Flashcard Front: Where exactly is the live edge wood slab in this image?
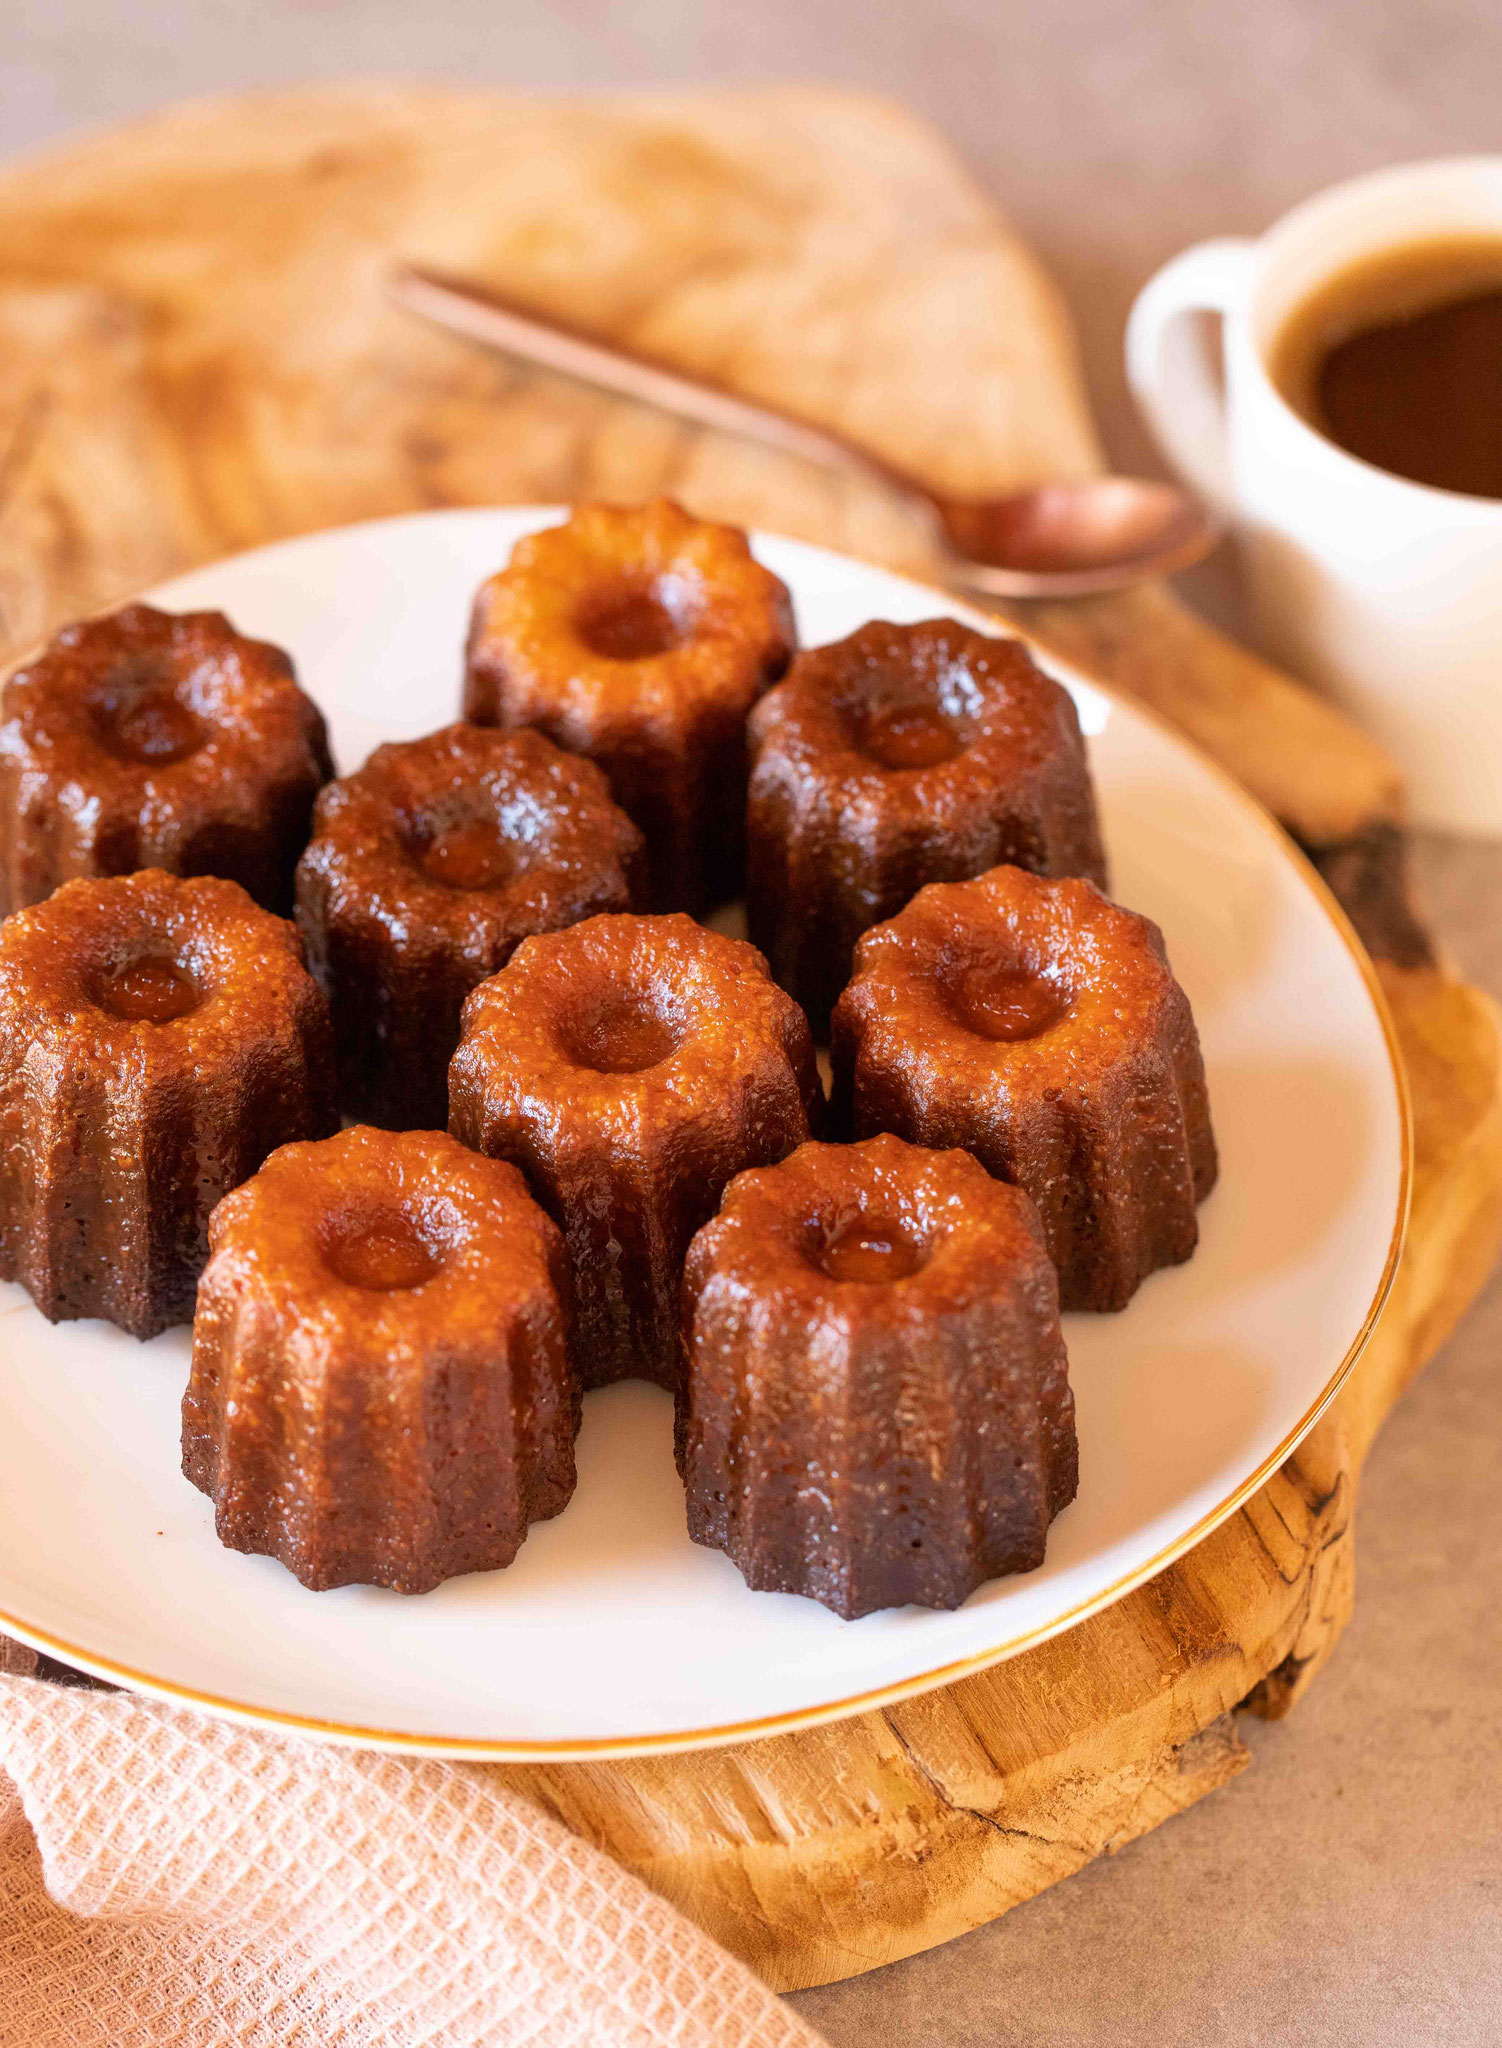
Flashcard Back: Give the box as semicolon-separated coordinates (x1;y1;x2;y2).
0;84;1498;1994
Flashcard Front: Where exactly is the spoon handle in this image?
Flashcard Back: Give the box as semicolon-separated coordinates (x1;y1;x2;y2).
389;264;904;494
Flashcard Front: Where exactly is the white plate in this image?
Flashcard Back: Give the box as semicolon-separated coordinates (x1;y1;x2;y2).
0;508;1408;1758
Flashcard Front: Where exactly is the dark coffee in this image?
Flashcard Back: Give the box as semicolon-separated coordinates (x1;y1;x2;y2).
1270;234;1502;499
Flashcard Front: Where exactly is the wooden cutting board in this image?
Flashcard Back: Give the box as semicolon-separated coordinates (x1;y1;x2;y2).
1;83;1499;1994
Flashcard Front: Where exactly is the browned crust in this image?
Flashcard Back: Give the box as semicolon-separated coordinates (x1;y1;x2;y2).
296;723;643;1128
0;868;336;1337
450;911;822;1391
183;1124;578;1593
463;500;794;914
680;1133;1077;1618
746;617;1107;1032
832;865;1216;1312
0;604;332;917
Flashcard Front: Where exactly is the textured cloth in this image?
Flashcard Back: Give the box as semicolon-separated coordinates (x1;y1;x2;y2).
0;1668;826;2048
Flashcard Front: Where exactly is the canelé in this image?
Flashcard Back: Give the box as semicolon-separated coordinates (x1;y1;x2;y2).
0;869;336;1338
296;723;642;1129
0;604;332;917
183;1126;577;1592
463;500;795;914
449;912;821;1392
745;617;1107;1031
679;1134;1078;1618
832;865;1217;1311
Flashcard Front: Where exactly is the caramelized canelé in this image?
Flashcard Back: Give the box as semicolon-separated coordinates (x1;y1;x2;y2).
450;912;821;1391
464;500;794;913
746;617;1107;1031
0;869;335;1338
0;604;331;917
183;1125;578;1592
679;1134;1078;1617
833;865;1216;1311
297;723;642;1128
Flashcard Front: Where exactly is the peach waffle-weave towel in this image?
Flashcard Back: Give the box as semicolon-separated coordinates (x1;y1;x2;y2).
0;1660;827;2048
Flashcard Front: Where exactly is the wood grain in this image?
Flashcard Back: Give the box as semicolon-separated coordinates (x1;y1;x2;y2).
1;82;1498;1992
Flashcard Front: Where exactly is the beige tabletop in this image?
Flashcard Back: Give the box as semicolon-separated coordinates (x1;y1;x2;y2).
4;4;1501;2043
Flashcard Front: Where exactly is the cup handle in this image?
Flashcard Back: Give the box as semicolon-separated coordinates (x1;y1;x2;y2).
1125;239;1256;520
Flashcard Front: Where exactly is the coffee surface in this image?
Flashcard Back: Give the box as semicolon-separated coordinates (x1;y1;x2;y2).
1271;235;1502;499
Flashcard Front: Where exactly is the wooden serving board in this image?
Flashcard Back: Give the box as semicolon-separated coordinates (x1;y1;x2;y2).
1;84;1499;1993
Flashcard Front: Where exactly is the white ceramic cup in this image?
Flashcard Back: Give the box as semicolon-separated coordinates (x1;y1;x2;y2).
1127;157;1502;835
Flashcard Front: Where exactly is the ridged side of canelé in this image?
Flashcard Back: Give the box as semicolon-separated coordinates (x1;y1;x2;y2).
0;998;336;1337
679;1136;1077;1620
0;871;336;1340
294;877;485;1130
745;618;1108;1033
184;1248;578;1593
449;913;822;1393
832;868;1218;1313
294;725;642;1130
0;604;331;918
181;1128;579;1594
462;501;794;915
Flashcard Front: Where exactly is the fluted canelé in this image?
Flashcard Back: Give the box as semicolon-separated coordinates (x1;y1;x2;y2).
832;865;1217;1311
0;869;336;1338
296;723;642;1128
746;617;1107;1031
450;912;822;1392
183;1125;578;1593
464;500;794;914
679;1134;1078;1618
0;603;331;917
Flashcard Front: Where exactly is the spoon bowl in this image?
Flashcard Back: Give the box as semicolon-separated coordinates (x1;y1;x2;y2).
932;477;1220;598
390;265;1221;600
